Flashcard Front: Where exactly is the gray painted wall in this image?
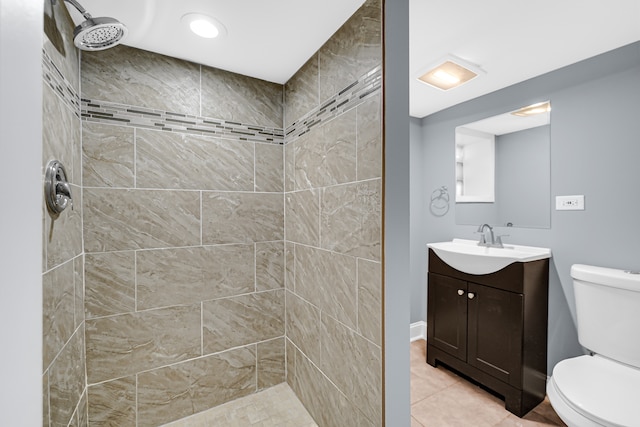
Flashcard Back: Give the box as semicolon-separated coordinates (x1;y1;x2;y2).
412;41;640;373
495;125;550;228
384;0;411;424
0;0;43;423
409;117;427;323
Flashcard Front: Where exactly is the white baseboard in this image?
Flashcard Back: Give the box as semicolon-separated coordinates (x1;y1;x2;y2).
410;321;426;342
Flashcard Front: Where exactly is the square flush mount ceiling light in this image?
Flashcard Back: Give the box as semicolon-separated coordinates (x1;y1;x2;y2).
417;56;484;91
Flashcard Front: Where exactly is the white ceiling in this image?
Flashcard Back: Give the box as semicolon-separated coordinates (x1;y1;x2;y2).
67;0;640;117
410;0;640;118
66;0;366;84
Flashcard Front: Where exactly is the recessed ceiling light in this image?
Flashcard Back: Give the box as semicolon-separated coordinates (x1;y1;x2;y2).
510;101;551;117
417;56;484;91
181;13;226;39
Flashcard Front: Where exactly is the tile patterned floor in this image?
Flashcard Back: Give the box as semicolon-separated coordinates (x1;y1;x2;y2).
410;340;567;427
162;383;317;427
163;340;566;426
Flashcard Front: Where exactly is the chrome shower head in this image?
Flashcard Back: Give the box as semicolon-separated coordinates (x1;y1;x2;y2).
73;16;128;51
63;0;128;51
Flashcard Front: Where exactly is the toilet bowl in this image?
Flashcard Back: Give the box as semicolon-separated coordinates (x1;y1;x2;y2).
547;264;640;427
547;355;640;427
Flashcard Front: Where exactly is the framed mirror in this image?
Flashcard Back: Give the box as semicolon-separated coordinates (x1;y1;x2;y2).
455;101;551;229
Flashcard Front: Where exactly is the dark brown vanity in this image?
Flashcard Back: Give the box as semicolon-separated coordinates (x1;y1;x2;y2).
427;248;549;417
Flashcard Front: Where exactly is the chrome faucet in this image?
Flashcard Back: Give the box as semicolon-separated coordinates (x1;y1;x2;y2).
476;223;504;248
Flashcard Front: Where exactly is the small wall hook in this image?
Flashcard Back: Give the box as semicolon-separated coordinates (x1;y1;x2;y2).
45;160;73;215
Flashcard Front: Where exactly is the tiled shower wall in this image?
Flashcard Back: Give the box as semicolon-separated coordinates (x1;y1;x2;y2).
42;0;383;424
42;0;87;425
284;0;383;425
80;45;285;426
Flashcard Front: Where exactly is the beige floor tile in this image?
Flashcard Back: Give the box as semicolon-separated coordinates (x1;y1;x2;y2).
412;415;426;427
162;383;317;427
163;339;564;427
410;340;567;427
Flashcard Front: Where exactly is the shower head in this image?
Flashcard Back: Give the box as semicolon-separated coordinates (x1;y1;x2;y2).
63;0;128;51
73;16;128;51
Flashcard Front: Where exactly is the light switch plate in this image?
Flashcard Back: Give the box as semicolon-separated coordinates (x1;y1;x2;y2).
556;195;585;210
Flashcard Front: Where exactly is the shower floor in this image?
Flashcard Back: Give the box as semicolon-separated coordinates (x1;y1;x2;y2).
161;383;317;427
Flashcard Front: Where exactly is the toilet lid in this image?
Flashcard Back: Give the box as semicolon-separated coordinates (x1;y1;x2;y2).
552;355;640;427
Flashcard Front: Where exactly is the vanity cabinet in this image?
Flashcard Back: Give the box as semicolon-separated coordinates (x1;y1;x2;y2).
427;248;549;417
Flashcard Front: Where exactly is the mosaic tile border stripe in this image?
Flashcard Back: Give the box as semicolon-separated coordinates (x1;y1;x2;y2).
284;65;382;144
42;49;81;116
80;99;285;145
42;47;381;146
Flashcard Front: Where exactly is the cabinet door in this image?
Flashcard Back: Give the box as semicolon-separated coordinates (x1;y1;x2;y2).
467;282;523;387
427;273;468;361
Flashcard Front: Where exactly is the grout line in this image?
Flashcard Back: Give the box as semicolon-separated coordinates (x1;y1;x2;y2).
133;127;137;189
134;251;138;312
201;302;204;356
254;243;258;292
83;240;285;256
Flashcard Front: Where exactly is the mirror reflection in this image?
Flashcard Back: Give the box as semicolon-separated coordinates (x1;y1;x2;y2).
455;101;551;229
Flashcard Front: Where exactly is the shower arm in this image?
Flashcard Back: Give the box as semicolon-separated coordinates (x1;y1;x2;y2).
62;0;93;20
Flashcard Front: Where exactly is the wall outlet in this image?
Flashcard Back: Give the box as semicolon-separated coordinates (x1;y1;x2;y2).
556;195;585;210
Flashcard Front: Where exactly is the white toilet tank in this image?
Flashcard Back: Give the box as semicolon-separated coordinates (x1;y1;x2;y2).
571;264;640;368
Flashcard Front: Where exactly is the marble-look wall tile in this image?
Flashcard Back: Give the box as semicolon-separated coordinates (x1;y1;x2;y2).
201;66;283;128
83;188;200;252
84;252;135;318
356;94;382;181
44;183;83;270
43;84;79;186
256;241;285;291
358;259;382;347
43;81;82;270
202;290;284;354
284;139;295;192
85;305;201;384
285;54;319;128
136;244;255;310
82;45;200;115
71;390;88;427
73;256;84;329
49;327;86;427
257;337;286;390
202;192;283;244
318;0;382;102
136;129;254;191
285;189;320;246
284;242;295;291
285;291;321;365
43;372;50;427
82;122;135;188
295;110;357;190
88;376;136;427
43;260;75;370
286;338;296;386
137;346;256;427
321;179;381;261
320;315;382;423
291;346;360;427
255;142;283;192
294;245;357;329
43;0;79;91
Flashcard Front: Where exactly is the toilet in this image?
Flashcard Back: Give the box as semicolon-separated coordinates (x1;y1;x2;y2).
547;264;640;427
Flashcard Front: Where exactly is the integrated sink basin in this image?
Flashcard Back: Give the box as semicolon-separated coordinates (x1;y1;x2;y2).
427;238;551;275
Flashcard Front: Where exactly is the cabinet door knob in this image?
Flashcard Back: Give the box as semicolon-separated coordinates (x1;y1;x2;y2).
467;292;475;299
457;289;464;296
